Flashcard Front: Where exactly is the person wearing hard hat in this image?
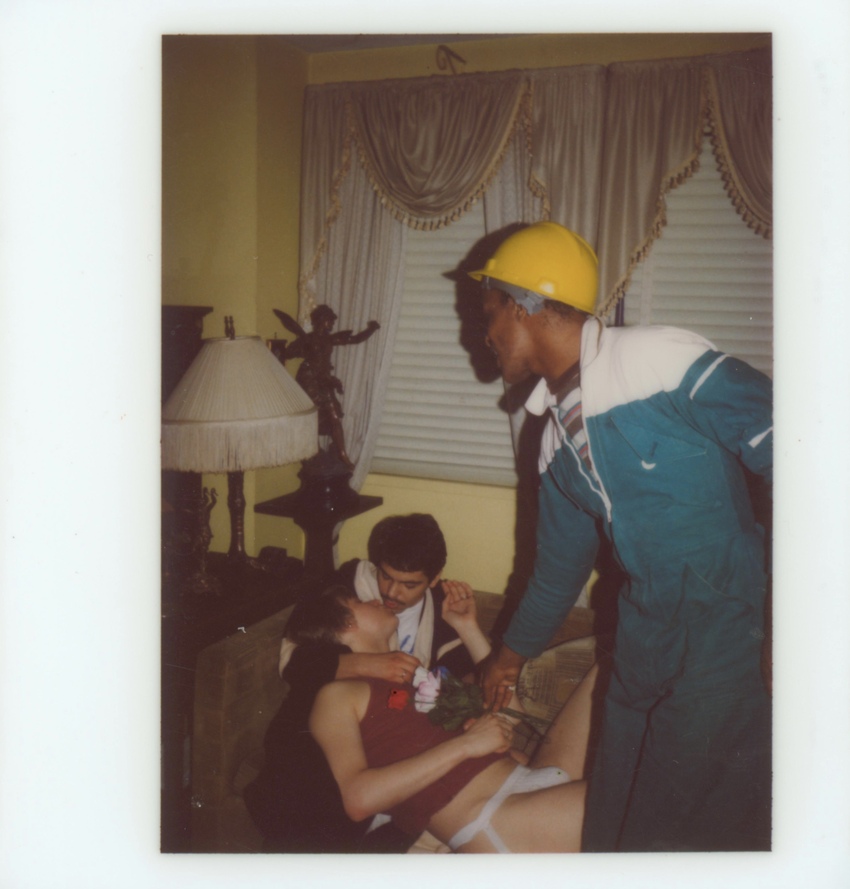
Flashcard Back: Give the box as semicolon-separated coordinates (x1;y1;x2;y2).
472;222;772;852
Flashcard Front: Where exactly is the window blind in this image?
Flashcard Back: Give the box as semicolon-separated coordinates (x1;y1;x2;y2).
621;140;773;377
371;202;520;486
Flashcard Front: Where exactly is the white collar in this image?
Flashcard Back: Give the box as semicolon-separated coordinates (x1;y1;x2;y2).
525;376;556;416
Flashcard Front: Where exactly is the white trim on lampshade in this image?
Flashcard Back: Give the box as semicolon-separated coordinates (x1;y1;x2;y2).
162;335;318;473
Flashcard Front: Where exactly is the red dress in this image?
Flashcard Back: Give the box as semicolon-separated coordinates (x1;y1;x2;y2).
358;679;508;836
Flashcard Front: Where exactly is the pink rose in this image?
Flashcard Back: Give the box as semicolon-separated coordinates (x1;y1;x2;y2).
414;669;442;713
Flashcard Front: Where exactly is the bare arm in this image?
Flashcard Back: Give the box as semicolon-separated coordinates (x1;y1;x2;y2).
310;680;513;823
336;651;421;682
440;580;492;667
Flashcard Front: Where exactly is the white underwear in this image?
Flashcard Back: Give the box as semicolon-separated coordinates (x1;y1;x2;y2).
447;763;570;852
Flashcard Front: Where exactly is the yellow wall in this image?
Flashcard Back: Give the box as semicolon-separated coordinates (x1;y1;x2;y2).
162;36;308;555
162;32;769;589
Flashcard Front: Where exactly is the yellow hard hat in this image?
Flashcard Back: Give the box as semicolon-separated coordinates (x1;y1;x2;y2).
468;222;599;314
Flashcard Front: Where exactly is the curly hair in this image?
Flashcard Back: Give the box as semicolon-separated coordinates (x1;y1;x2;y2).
367;513;447;580
284;585;357;646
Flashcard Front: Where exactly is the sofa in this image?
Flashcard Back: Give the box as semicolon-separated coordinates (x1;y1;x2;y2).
190;590;601;853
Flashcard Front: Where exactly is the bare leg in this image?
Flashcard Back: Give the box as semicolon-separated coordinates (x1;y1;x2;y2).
435;660;601;853
458;780;587;853
529;662;599;779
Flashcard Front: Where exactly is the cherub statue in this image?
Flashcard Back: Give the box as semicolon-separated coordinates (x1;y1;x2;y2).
272;305;380;470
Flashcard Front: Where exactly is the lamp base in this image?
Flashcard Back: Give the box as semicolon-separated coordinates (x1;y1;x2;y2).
162;484;223;608
180;562;222;599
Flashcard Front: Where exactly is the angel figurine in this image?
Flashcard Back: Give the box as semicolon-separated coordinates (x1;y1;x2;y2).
272;305;380;470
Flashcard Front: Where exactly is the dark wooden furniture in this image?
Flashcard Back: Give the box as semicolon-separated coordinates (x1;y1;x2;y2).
162;552;302;852
255;490;383;578
162;304;213;852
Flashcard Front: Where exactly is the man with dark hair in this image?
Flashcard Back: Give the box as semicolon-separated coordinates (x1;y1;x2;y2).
368;512;447;579
334;513;475;679
244;514;481;851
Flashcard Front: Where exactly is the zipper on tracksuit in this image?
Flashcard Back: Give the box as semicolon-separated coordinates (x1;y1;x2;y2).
580;319;613;525
583;427;613;524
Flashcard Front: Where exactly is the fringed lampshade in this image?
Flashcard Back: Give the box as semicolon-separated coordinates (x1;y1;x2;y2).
162;334;318;561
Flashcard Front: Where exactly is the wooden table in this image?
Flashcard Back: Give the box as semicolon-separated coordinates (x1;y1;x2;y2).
255;490;383;579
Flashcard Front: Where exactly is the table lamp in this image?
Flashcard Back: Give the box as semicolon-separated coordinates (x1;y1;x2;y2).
162;319;318;568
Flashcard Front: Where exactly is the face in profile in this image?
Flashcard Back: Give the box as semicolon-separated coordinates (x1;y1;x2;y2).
480;288;535;385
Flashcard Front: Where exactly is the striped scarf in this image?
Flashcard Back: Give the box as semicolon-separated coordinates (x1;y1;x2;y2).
553;363;592;470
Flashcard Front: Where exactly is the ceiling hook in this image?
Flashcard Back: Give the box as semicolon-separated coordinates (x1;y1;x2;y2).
436;45;466;75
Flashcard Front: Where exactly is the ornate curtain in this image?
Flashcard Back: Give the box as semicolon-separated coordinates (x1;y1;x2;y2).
298;66;608;485
297;85;408;489
527;65;607;244
296;48;771;485
298;71;532;486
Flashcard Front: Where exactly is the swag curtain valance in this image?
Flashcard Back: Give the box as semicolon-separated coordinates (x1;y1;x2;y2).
295;47;771;485
300;47;771;320
350;72;529;228
298;66;608;322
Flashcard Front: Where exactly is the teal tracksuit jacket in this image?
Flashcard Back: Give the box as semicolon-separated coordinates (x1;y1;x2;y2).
504;318;773;851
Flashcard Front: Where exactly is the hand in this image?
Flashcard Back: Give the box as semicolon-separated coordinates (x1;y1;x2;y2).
459;712;514;758
338;651;421;683
478;647;525;713
440;580;477;629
